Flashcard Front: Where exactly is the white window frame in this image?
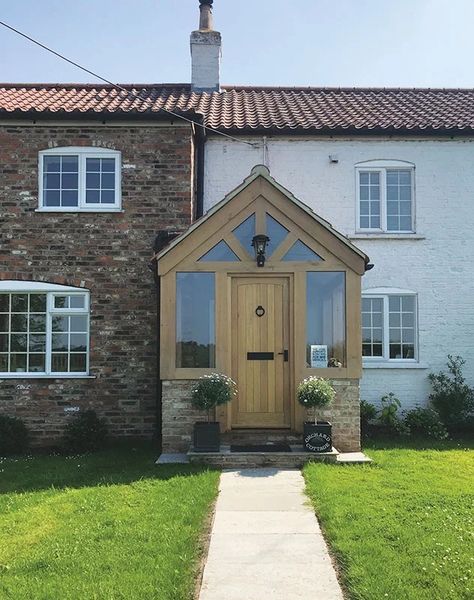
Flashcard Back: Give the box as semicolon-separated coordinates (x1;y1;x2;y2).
0;281;91;378
362;288;418;364
38;147;121;212
356;160;415;233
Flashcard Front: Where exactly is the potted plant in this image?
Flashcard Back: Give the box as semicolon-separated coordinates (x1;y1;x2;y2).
191;373;236;452
297;376;336;452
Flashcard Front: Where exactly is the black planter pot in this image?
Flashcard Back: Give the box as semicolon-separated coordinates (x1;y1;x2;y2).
193;422;220;452
303;421;332;453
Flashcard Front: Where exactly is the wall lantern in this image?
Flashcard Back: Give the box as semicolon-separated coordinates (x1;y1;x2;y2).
251;234;270;267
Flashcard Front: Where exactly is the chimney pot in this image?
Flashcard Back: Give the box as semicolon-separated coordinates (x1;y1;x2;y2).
199;0;214;30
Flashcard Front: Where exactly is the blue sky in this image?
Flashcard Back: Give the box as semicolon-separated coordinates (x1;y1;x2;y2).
1;0;473;87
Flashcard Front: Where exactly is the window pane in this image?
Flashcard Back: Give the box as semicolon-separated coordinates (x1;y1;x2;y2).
359;172;380;229
86;173;100;188
102;158;115;172
101;173;115;189
44;156;61;172
54;296;69;309
70;316;87;332
86;158;101;171
62;191;79;207
52;316;69;332
62;156;78;172
232;213;255;254
10;353;27;372
85;157;116;205
389;295;416;360
29;354;45;372
70;295;85;309
11;294;28;312
0;314;8;332
0;334;8;352
10;335;26;351
0;295;9;312
0;354;8;371
282;240;323;261
198;240;240;262
266;214;289;257
361;297;384;358
11;314;27;332
52;334;68;351
101;191;115;204
70;353;87;372
62;173;78;189
29;335;46;352
44;191;60;207
70;334;87;351
52;353;69;372
44;173;60;189
176;273;215;368
30;295;46;312
86;190;100;204
306;272;345;367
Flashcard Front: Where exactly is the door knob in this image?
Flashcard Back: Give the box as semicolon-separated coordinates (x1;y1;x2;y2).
277;350;289;362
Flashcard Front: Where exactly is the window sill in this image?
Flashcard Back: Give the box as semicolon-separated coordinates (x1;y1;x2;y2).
0;374;96;380
349;233;425;240
35;208;124;214
363;362;429;370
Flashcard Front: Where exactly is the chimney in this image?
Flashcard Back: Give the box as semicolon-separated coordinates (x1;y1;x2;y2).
190;0;221;92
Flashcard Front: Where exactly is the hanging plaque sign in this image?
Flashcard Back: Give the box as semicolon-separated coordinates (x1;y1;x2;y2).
310;344;328;368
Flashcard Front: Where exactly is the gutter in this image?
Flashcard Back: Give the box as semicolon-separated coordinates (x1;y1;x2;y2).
195;124;206;219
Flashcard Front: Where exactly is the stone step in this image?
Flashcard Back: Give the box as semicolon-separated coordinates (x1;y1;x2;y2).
188;445;339;468
221;429;302;446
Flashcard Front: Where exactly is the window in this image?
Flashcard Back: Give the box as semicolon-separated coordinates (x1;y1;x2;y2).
357;162;414;232
39;147;121;211
362;293;417;361
176;273;215;368
0;282;90;376
306;272;346;367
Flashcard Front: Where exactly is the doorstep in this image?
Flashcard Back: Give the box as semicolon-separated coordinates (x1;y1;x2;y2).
187;444;339;468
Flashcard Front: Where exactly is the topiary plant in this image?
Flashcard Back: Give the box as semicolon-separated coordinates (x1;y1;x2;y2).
0;415;29;456
297;377;335;424
63;409;108;454
191;373;237;421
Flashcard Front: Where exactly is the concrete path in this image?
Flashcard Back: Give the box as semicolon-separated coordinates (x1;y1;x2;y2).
198;468;344;600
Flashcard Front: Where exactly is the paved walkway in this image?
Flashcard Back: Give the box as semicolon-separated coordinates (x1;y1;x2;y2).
198;468;344;600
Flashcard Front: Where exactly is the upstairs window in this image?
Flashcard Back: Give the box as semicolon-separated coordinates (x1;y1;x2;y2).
0;282;90;376
39;147;121;211
356;161;414;232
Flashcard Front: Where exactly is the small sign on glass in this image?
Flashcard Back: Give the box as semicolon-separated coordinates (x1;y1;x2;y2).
310;345;328;368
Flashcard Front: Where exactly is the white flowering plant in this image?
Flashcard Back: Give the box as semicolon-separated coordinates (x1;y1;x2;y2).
297;377;335;424
191;373;237;422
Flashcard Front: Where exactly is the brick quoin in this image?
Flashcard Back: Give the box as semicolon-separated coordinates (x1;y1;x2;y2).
0;122;194;446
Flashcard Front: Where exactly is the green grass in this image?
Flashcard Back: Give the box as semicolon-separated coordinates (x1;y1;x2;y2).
0;444;220;600
304;437;474;600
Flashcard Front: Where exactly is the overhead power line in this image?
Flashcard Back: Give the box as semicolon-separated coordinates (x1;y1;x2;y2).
0;19;258;147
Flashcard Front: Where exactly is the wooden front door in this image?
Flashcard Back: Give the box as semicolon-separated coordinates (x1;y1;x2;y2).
231;277;290;428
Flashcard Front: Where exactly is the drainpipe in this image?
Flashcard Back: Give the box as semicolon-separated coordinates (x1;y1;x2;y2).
150;230;181;454
195;124;206;219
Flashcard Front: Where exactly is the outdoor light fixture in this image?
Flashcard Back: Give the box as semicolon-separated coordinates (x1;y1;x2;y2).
251;234;270;267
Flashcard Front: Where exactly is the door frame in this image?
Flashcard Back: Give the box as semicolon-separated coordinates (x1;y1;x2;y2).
225;272;295;431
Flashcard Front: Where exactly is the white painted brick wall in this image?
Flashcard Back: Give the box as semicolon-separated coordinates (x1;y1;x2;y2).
204;136;474;410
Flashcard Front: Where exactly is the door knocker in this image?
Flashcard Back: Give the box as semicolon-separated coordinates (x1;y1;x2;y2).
255;305;265;317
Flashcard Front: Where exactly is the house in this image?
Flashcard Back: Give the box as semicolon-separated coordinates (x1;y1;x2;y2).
1;0;473;452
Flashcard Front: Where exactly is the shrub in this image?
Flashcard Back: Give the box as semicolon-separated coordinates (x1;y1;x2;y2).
0;415;29;456
63;410;108;453
297;377;336;424
428;355;474;431
360;400;378;437
191;373;237;421
404;407;449;440
379;392;410;435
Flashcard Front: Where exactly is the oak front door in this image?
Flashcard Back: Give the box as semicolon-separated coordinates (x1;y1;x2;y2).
231;277;290;428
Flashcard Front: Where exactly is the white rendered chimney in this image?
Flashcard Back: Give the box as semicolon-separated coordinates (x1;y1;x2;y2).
190;0;221;92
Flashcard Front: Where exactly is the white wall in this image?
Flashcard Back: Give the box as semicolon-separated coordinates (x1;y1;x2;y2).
203;136;474;409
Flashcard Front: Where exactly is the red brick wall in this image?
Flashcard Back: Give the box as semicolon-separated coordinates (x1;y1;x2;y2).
0;122;194;446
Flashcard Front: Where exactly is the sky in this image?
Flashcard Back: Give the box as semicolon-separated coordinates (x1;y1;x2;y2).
1;0;474;88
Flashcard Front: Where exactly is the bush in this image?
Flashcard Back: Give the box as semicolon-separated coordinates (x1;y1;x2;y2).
191;373;237;421
404;407;449;440
297;377;336;424
428;355;474;431
0;415;29;455
379;392;410;436
360;400;378;437
63;410;108;453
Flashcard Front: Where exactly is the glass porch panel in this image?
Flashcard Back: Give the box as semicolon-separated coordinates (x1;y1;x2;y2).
306;272;346;367
176;273;215;368
232;213;255;254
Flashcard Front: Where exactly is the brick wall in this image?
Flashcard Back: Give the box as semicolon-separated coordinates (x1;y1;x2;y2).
0;122;194;446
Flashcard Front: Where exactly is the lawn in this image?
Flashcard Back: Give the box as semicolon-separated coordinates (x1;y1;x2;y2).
0;444;220;600
304;437;474;600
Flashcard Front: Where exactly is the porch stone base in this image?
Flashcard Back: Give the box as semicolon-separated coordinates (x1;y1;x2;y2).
161;378;361;454
305;379;361;452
